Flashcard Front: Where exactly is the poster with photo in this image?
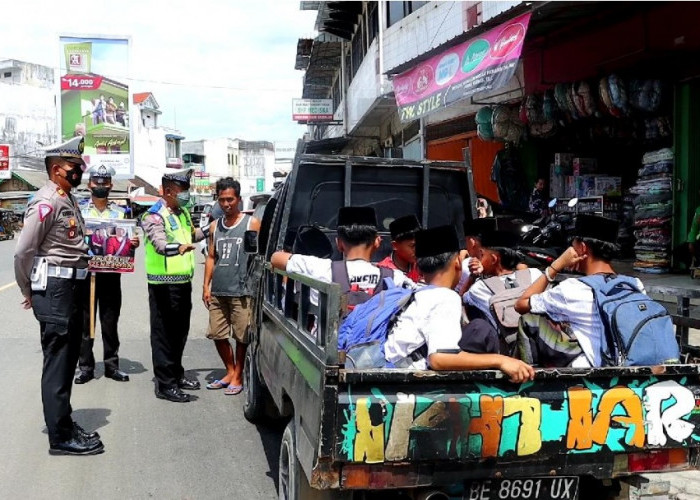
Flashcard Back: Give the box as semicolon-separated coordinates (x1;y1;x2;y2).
59;36;133;177
85;218;137;273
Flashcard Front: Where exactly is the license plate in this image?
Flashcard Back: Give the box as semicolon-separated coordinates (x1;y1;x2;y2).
464;477;579;500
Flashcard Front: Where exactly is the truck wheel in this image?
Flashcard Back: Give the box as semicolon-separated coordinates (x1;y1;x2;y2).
243;346;270;423
279;420;343;500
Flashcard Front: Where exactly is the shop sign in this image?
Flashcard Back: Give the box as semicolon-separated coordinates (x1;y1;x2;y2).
292;98;334;121
0;145;10;180
393;12;531;122
256;178;265;192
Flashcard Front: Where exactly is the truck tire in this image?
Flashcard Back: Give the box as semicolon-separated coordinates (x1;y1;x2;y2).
243;346;271;423
279;420;344;500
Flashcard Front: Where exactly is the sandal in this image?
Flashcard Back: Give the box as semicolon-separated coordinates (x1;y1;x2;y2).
206;379;228;390
224;385;243;396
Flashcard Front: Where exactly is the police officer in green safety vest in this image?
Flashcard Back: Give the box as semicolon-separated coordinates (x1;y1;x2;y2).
141;168;209;403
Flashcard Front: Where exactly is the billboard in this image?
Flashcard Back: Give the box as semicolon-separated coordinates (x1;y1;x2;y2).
292;98;334;121
0;145;10;180
393;13;531;122
59;36;133;177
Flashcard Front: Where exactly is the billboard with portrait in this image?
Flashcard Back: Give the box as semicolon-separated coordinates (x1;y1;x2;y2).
59;36;133;177
85;218;137;273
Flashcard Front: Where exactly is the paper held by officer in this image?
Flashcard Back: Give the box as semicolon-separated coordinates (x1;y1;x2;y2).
84;218;137;273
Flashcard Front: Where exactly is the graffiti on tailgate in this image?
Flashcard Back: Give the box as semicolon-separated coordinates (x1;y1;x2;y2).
338;378;700;463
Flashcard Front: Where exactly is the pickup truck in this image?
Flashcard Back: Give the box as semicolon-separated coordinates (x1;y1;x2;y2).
243;154;700;500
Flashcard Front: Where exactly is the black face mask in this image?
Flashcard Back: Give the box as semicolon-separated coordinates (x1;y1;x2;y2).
61;164;83;188
91;187;110;199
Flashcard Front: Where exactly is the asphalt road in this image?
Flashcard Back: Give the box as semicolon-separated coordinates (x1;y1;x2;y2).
0;239;281;499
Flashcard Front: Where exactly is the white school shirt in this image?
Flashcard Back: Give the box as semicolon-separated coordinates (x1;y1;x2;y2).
528;276;646;367
384;287;463;370
285;255;412;306
464;268;543;329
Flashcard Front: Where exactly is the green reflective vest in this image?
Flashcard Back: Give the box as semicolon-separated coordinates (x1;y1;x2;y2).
144;202;195;284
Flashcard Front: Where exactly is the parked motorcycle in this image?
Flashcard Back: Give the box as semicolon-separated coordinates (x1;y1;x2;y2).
517;198;578;268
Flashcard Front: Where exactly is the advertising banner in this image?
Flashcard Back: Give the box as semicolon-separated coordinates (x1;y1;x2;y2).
85;218;137;273
0;145;10;180
292;98;334;121
59;36;133;177
393;13;531;122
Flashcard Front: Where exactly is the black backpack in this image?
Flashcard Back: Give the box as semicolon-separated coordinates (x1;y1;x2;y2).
331;261;393;319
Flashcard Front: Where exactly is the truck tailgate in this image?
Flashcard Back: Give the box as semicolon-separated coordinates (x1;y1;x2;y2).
335;366;700;478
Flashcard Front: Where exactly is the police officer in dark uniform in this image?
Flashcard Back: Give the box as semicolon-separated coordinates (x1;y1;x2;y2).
14;137;105;455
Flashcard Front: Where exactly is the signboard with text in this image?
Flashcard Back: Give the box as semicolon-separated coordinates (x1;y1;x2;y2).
0;145;10;180
292;98;334;121
393;13;531;122
59;36;133;177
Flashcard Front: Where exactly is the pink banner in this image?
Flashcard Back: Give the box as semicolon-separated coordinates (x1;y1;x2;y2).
393;13;531;122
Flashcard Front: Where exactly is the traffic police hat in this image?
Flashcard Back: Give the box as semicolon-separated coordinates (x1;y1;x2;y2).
88;165;115;184
44;136;86;167
162;168;194;189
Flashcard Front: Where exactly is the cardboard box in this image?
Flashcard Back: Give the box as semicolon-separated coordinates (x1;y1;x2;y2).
565;176;576;198
594;176;622;196
549;164;565;198
573;157;598;176
575;175;599;197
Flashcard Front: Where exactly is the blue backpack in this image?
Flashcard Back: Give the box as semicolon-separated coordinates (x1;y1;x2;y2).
579;274;680;366
338;280;433;369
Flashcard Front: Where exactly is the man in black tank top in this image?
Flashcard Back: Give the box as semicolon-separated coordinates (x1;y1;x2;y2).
202;178;260;394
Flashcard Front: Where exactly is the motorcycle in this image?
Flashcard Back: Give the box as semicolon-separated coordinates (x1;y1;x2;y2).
517;198;578;268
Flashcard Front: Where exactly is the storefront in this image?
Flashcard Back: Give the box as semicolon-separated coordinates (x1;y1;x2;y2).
391;1;700;273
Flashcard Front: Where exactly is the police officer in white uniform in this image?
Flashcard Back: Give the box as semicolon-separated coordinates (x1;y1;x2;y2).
14;137;105;456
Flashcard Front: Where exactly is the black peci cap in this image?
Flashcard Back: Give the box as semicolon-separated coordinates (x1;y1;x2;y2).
573;214;619;244
337;206;377;228
389;214;421;240
415;225;461;259
463;217;498;238
480;230;520;249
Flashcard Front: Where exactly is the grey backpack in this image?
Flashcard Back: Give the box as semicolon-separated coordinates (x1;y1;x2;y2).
483;269;533;345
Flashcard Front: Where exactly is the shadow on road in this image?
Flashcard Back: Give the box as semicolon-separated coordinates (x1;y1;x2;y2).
255;422;284;490
41;408;112;435
114;357;148;375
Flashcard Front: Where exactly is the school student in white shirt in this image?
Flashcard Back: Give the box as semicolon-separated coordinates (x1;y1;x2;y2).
460;230;543;354
515;215;645;367
270;207;411;306
384;225;535;383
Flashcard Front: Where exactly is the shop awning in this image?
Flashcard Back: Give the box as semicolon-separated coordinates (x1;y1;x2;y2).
303;136;349;154
392;12;533;123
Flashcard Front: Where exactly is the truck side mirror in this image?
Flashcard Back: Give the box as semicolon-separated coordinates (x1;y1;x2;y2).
244;230;258;254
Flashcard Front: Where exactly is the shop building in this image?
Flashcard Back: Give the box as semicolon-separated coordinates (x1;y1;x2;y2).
297;1;700;272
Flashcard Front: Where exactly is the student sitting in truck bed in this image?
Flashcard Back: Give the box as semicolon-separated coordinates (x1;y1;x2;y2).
514;215;645;367
270;207;412;309
460;230;543;355
384;225;535;383
376;214;423;283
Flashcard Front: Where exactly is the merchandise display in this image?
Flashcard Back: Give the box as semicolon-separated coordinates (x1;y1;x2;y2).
632;148;674;273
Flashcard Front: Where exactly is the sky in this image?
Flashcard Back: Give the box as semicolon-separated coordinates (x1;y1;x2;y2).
1;0;317;144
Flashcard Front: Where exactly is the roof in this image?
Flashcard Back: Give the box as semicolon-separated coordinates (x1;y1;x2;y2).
133;92;151;104
299;34;343;99
12;169;48;189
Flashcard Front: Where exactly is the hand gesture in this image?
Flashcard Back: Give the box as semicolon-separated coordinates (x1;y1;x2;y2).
21;296;32;310
130;235;140;248
468;257;484;276
554;246;587;272
499;357;535;383
178;244;196;255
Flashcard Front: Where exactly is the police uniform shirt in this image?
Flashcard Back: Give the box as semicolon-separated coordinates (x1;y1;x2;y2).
14;180;88;297
82;201;125;220
528;276;646;367
141;199;206;255
384;287;463;369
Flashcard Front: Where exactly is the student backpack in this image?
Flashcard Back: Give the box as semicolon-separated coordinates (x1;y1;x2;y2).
482;269;533;350
331;260;393;319
338;280;432;369
578;274;680;366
